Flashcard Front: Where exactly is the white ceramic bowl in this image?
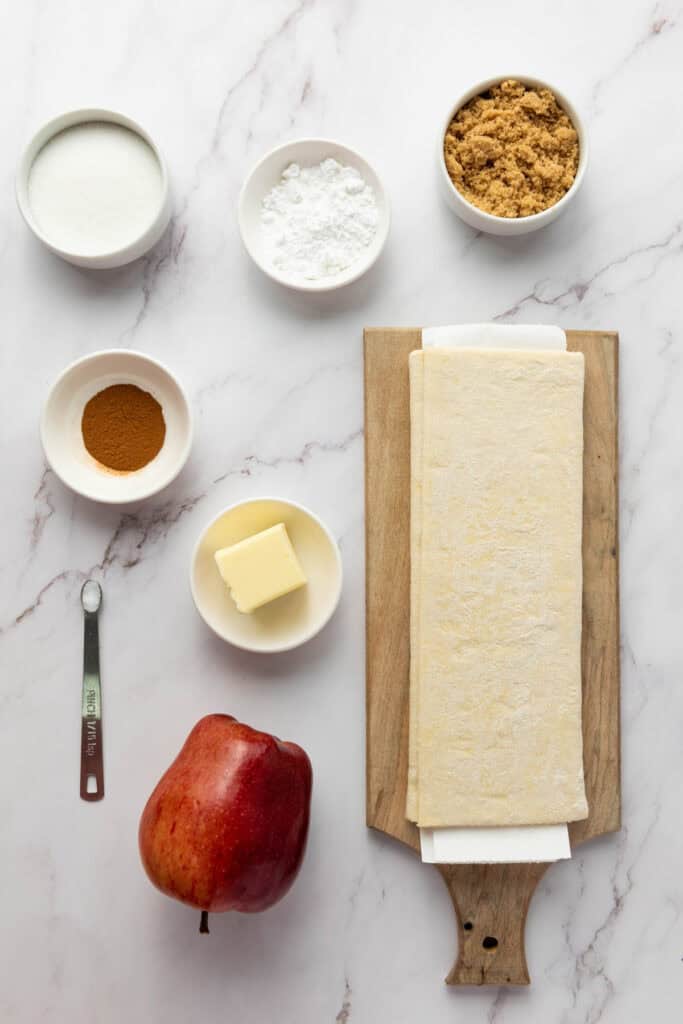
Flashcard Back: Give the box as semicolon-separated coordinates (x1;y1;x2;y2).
41;350;192;503
438;76;588;236
16;108;172;268
191;498;343;653
237;138;390;292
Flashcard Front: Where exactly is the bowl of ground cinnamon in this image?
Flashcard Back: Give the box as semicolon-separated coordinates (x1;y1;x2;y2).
41;350;192;503
439;76;587;236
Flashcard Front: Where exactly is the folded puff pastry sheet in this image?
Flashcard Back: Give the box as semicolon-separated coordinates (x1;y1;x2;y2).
407;348;588;828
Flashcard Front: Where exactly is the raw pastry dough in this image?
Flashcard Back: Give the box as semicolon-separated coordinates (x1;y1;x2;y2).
408;348;588;828
406;354;423;821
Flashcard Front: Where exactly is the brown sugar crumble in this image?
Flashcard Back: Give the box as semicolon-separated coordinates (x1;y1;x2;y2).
443;79;579;218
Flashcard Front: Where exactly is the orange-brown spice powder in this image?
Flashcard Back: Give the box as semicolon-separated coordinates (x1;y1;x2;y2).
82;384;166;473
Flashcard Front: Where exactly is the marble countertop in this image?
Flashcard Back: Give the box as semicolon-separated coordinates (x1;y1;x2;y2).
2;1;681;1021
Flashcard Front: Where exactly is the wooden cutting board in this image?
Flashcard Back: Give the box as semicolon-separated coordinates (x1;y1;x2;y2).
364;328;620;987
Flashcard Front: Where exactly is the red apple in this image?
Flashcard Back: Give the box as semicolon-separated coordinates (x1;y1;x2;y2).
139;714;312;929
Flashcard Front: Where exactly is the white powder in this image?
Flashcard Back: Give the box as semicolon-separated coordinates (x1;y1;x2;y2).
260;158;379;280
28;122;163;256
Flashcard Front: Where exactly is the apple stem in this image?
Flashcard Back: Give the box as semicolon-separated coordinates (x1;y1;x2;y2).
199;910;210;934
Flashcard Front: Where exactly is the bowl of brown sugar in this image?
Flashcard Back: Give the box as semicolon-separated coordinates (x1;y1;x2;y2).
41;350;192;503
439;76;587;236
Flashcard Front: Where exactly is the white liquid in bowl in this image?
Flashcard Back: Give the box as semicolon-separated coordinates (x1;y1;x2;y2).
28;122;163;256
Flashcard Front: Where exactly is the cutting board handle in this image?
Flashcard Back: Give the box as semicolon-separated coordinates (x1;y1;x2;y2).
437;862;550;986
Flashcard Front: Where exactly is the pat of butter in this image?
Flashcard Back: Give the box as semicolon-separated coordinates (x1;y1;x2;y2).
214;523;307;613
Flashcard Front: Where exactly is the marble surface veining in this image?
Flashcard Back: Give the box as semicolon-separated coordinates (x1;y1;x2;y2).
1;1;682;1021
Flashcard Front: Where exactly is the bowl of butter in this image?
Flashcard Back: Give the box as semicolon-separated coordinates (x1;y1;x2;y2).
190;497;342;653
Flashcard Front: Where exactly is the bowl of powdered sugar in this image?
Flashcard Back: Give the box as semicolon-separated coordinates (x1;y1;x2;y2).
238;139;390;292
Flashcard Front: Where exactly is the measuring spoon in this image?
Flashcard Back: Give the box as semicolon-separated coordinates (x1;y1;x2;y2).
80;580;104;801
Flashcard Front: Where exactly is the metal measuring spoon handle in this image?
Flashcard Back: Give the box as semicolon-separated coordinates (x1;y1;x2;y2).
80;580;104;801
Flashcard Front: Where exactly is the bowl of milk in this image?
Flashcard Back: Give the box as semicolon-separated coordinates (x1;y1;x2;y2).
16;108;171;269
